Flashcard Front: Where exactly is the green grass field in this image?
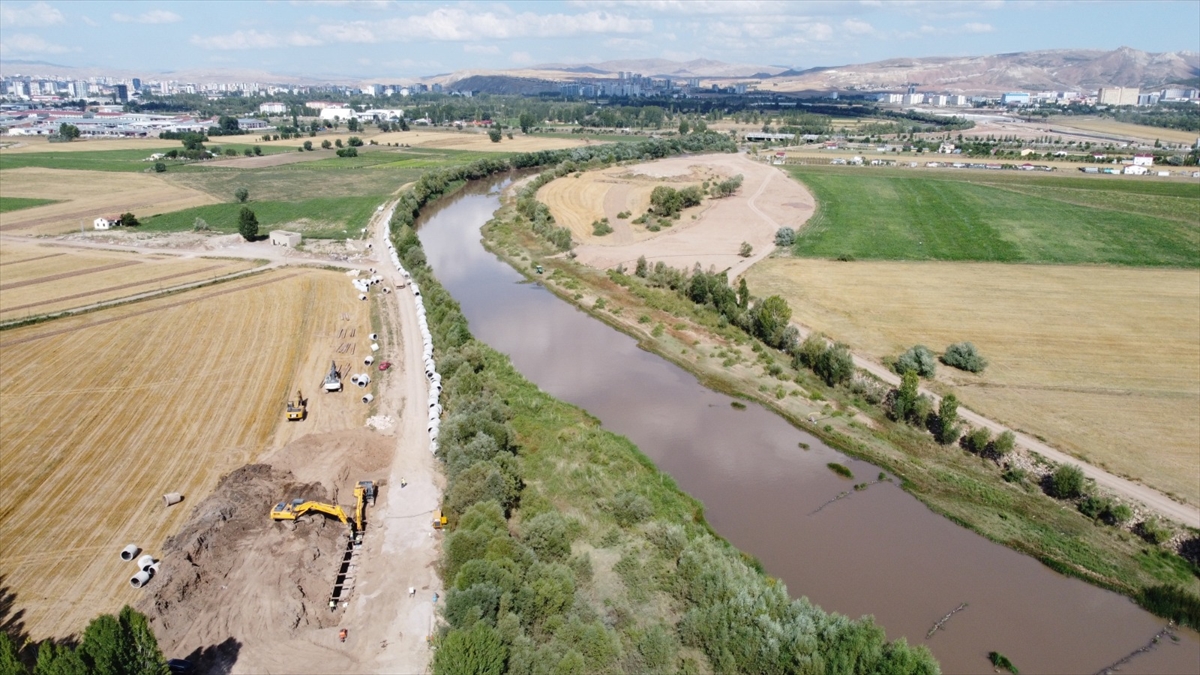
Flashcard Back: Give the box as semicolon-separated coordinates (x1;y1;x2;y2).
786;166;1200;267
0;197;59;213
139;195;383;239
0;144;288;173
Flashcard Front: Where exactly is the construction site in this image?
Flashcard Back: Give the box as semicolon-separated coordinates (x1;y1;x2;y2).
0;202;444;673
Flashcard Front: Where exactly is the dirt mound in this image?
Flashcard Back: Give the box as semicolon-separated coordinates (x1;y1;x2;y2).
137;463;349;669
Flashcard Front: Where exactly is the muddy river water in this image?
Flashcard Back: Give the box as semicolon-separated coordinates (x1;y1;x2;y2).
416;178;1200;674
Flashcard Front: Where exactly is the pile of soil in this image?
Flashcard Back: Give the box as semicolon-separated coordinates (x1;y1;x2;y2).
137;463;348;668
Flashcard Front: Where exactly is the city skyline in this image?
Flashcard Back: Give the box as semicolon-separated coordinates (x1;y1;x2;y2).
1;0;1198;80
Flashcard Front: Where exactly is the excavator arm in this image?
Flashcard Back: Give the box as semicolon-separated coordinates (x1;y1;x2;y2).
270;499;354;532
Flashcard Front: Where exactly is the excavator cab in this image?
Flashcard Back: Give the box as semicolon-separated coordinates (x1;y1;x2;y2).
286;390;306;421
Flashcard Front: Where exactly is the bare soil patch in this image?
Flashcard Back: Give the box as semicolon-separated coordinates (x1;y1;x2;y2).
745;258;1200;504
543;154;815;278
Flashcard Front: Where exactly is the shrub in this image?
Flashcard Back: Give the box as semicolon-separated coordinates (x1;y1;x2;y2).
1078;494;1111;520
336;147;358;157
827;462;853;478
1105;502;1133;525
739;241;753;257
235;187;249;203
521;511;571;560
894;345;937;378
1048;464;1085;499
1139;585;1200;630
993;430;1015;456
933;394;961;445
611;490;654;527
1137;518;1172;544
963;427;991;454
119;212;139;227
941;341;988;373
814;343;854;387
433;621;507;675
591;219;613;236
774;227;796;246
153;162;166;173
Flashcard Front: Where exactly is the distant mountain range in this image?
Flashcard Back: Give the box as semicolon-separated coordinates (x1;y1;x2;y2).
435;47;1199;95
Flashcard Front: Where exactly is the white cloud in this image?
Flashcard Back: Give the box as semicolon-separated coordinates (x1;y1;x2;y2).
842;18;875;35
463;44;501;55
112;9;183;24
0;2;63;27
963;22;994;33
316;8;652;44
191;29;322;50
0;32;70;55
510;51;534;65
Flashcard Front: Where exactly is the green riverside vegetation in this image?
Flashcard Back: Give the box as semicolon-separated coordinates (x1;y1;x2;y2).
386;138;939;674
786;166;1200;267
484;165;1200;633
1;606;167;675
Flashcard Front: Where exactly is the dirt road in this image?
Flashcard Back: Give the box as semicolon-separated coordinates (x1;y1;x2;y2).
782;320;1200;528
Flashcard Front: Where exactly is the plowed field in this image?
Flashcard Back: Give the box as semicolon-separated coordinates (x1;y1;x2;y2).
0;268;371;639
0;241;255;320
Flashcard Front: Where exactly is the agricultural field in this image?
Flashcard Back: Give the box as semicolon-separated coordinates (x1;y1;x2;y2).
0;240;256;321
745;258;1200;505
0;197;58;213
1047;117;1200;145
250;127;590;154
0;167;219;235
0;268;370;639
139;195;383;239
538;154;813;276
785;165;1200;267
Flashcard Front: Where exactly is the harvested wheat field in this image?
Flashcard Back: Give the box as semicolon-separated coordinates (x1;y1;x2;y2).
0;241;255;320
0;268;372;640
1047;118;1200;146
253;128;590;154
0;168;218;235
542;154;814;278
0;137;176;154
745;259;1200;504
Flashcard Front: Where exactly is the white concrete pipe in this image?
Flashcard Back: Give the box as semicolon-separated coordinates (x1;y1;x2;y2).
120;544;140;561
130;571;151;589
430;440;438;454
362;393;374;404
364;356;375;366
162;493;183;507
350;375;360;385
359;294;368;301
369;333;378;341
137;555;155;571
358;375;371;387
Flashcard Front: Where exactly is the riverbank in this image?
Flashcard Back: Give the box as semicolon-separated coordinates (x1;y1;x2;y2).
481;184;1200;625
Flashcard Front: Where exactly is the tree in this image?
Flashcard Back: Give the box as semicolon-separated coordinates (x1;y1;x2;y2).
993;430;1015;456
963;427;991;454
736;277;750;309
238;207;259;241
432;622;506;675
119;212;139;227
934;394;960;445
321;139;332;149
235;187;249;203
335;138;344;148
814;343;854;386
941;341;988;373
217;115;239;133
1049;464;1085;499
488;128;502;143
58;122;81;140
253;145;262;156
153;162;166;173
336;147;358;157
635;255;648;278
302;140;313;151
1;632;24;675
890;370;920;422
518;112;536;134
774;227;796;246
749;295;791;348
739;241;753;257
678;119;690;135
347;136;363;147
347;117;360;133
894;345;937;378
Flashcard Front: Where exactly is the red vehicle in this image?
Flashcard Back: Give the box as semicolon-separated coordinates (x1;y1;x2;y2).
378;361;391;371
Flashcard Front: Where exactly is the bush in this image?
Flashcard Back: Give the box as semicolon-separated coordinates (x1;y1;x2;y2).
433;621;506;675
119;212;139;227
993;430;1015;456
1139;584;1200;630
1048;464;1085;499
774;227;796;246
153;162;166;173
1137;518;1172;544
963;427;991;454
321;139;332;149
739;241;753;257
521;511;571;560
235;187;249;203
814;343;854;387
941;341;988;373
894;345;937;378
611;490;653;527
591;219;613;236
1078;494;1111;520
336;147;358;157
1105;502;1133;525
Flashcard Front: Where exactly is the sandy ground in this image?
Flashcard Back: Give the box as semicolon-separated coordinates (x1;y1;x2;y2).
0;167;219;235
557;153;814;279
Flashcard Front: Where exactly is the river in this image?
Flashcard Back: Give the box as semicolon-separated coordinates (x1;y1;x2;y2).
415;176;1200;674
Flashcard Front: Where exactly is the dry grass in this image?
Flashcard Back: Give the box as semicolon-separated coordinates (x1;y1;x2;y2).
745;258;1200;504
0;241;256;320
0;268;370;639
253;128;590;153
0;168;218;235
0;137;176;154
1048;118;1200;145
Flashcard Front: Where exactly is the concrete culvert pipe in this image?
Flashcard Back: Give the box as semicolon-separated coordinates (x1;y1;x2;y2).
364;356;375;366
120;544;140;561
162;493;183;507
130;571;151;589
369;333;378;341
362;393;374;404
359;294;368;301
137;555;155;571
358;375;371;387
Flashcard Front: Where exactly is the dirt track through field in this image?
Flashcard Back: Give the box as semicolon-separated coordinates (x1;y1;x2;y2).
1;252;66;266
0;260;141;290
0;272;298;348
1;263;229;315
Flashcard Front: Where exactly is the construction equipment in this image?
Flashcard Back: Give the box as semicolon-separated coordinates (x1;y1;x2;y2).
270;499;352;530
432;509;447;530
286;390;306;421
324;361;342;392
352;481;375;547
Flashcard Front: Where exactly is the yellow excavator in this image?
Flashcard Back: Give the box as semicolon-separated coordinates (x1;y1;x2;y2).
270;479;376;546
286;390;306;421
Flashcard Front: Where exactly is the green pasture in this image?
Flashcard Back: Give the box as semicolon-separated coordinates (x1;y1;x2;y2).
0;196;59;213
138;195;383;239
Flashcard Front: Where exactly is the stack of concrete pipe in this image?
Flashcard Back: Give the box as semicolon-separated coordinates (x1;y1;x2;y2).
386;236;441;454
121;545;160;588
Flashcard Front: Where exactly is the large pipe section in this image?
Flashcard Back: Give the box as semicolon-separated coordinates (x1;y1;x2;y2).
138;555;156;571
120;544;140;561
130;571;151;589
391;248;439;452
162;493;183;507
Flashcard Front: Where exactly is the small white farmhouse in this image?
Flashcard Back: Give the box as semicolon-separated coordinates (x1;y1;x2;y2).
93;215;121;230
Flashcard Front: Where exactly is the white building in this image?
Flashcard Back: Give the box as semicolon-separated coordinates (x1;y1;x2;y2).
1123;164;1147;175
270;230;302;247
259;102;287;114
93;215;121;230
319;107;358;121
1133;154;1154;166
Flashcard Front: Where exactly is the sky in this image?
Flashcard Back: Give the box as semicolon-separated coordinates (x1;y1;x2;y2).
0;0;1197;80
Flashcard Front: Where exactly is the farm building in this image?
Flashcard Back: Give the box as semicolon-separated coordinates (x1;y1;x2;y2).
1123;165;1148;175
1132;154;1155;167
93;215;121;230
270;230;302;247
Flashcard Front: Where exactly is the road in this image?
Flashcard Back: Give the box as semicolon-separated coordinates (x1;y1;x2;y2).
788;321;1200;528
